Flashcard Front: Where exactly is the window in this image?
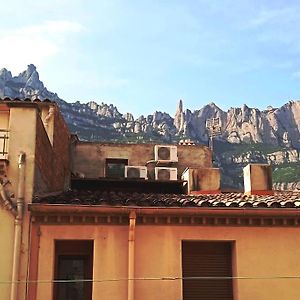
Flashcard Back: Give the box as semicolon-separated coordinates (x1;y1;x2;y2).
0;129;9;159
105;158;128;178
182;241;233;300
54;240;93;300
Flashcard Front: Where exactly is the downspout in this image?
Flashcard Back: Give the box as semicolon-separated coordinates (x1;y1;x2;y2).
10;152;26;300
128;211;136;300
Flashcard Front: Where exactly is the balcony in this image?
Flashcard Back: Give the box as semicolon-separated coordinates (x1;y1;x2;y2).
0;129;9;160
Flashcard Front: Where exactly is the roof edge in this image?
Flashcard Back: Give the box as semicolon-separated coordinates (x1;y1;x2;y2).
28;203;300;216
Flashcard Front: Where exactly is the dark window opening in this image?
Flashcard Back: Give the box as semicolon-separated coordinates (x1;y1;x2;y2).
54;240;93;300
105;158;128;178
182;241;233;300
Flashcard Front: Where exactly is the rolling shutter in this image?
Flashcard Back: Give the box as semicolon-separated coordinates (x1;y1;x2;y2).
182;241;233;300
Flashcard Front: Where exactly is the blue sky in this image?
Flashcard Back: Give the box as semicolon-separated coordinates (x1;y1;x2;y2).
1;0;300;117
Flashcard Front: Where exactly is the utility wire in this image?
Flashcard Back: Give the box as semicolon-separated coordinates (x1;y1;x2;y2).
1;275;300;284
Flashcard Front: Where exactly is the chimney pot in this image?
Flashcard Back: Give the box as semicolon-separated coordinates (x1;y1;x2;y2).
243;164;273;195
182;167;221;194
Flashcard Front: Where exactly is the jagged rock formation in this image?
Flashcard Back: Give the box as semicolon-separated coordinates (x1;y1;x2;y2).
273;182;300;190
1;65;300;148
0;64;61;101
0;65;299;189
215;145;300;190
172;101;300;148
220;149;300;165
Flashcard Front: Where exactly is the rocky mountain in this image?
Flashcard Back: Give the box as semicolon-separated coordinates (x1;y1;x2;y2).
0;64;61;101
0;64;299;190
1;65;300;148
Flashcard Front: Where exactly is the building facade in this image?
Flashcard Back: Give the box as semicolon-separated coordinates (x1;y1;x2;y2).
0;97;300;300
0;98;70;300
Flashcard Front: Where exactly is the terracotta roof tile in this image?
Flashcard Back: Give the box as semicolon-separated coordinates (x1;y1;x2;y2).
33;190;300;209
0;97;54;103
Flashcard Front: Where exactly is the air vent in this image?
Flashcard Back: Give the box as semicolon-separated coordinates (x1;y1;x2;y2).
155;167;177;181
125;166;148;179
154;145;178;163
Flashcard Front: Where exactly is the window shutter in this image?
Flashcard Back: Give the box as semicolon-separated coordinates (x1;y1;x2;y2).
182;241;233;300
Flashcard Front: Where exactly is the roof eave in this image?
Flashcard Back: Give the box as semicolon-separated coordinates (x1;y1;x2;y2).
28;203;300;217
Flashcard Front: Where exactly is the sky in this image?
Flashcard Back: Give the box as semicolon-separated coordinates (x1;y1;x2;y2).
1;0;300;117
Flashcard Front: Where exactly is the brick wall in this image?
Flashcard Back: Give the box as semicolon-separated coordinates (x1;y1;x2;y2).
52;107;71;190
35;115;53;191
35;105;70;193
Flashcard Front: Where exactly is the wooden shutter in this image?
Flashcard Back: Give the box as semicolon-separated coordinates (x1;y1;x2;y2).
182;241;233;300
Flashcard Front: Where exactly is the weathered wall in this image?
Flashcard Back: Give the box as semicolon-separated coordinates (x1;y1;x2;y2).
35;115;54;192
0;110;9;128
35;105;70;193
0;109;9;159
7;107;37;200
244;164;273;194
40;105;54;145
34;225;128;300
32;223;300;300
72;143;212;179
0;103;71;300
135;226;300;300
52;106;71;190
5;106;38;300
182;167;221;193
0;209;15;299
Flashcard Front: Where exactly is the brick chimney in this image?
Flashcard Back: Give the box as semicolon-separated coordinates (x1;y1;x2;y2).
243;164;273;195
182;167;221;194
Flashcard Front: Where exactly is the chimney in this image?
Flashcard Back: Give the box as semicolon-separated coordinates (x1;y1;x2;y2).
182;167;221;194
243;164;273;195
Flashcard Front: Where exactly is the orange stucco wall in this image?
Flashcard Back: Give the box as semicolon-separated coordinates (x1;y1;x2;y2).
8;107;37;200
0;107;14;299
35;225;128;300
33;224;300;300
9;107;38;293
135;226;300;300
0;209;15;299
0;103;71;300
0;110;9;128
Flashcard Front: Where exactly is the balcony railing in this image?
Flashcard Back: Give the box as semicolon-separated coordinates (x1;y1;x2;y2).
0;129;9;160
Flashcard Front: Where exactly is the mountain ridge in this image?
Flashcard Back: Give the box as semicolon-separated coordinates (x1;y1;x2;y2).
1;64;300;148
1;64;299;189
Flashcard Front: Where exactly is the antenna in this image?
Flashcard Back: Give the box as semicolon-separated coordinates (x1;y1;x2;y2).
205;117;221;158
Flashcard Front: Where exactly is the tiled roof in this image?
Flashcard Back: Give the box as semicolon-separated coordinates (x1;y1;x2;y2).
33;190;300;208
0;97;54;103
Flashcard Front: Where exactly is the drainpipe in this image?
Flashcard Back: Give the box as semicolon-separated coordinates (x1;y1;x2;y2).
128;211;136;300
10;152;26;300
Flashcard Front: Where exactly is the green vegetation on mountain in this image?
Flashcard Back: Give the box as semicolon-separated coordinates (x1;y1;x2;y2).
273;163;300;183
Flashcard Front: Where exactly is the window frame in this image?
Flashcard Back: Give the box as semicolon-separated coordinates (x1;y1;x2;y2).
53;240;94;300
181;240;234;300
105;158;128;178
